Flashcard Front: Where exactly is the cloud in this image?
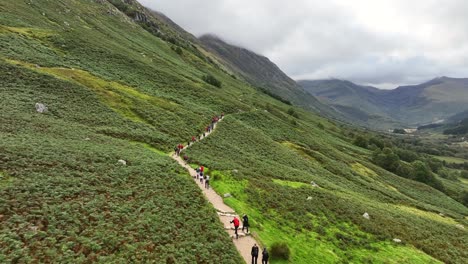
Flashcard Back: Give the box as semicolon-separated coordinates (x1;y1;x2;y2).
139;0;468;89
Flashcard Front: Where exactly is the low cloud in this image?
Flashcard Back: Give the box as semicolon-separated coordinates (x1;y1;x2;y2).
140;0;468;89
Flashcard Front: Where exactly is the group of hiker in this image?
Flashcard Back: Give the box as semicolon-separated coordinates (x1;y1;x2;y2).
251;243;269;264
195;165;210;189
230;215;268;263
174;113;224;161
173;112;270;264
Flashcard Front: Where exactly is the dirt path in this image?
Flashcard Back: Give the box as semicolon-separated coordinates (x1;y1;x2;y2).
171;118;261;264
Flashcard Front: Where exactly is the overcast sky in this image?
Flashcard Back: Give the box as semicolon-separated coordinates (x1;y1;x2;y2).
140;0;468;89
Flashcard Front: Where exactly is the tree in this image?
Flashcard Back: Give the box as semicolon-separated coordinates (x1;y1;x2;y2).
372;148;400;172
396;162;414;179
353;135;368;149
411;161;445;192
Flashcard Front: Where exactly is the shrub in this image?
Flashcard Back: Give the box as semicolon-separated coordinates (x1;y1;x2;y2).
287;108;299;118
270;242;290;260
461;170;468;179
202;74;222;88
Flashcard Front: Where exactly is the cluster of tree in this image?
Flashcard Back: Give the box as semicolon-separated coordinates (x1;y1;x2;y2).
443;118;468;135
392;128;406;134
353;135;447;192
372;148;445;192
202;74;222;88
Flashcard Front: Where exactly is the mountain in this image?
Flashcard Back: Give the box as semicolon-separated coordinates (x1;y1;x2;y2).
300;77;468;128
199;34;339;118
1;0;467;263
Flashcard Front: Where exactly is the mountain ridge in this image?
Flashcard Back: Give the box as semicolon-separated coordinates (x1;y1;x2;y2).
300;77;468;128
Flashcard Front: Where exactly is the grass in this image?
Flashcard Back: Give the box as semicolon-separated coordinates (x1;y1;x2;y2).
433;155;468;164
1;0;467;263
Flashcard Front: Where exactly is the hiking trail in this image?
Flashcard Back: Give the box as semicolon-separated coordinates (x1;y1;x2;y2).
170;117;261;263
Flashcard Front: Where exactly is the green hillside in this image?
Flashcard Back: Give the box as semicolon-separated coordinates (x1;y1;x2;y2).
1;0;467;263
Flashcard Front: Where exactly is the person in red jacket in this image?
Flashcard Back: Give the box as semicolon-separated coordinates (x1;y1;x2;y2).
192;136;196;142
230;217;240;239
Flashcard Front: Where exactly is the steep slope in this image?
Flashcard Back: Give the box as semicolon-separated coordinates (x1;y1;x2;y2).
199;34;339;118
1;0;467;263
300;77;468;127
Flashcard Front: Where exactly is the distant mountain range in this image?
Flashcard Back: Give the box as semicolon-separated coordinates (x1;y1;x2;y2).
299;77;468;129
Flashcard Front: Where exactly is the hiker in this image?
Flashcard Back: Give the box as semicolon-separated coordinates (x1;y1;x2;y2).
261;248;269;264
230;217;240;239
242;214;249;233
221;112;225;119
174;146;179;156
183;155;188;163
196;167;201;179
177;144;184;154
199;171;204;184
205;175;210;189
192;136;196;142
251;243;259;264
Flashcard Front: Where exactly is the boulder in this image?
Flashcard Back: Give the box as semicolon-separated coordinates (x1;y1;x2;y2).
393;238;402;243
35;103;48;113
117;159;127;165
223;193;232;198
306;196;313;200
310;181;319;187
455;224;465;230
363;212;370;220
84;138;91;141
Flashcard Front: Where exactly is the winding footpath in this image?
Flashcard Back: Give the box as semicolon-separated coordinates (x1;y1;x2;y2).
170;118;261;264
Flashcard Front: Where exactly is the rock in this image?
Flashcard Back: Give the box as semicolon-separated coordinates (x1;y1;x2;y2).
35;64;40;68
310;181;319;187
306;196;313;200
64;21;70;27
393;238;402;243
232;169;238;173
84;138;91;141
439;213;445;217
363;212;370;220
455;224;465;230
29;226;39;232
117;159;127;165
35;103;48;113
223;193;232;198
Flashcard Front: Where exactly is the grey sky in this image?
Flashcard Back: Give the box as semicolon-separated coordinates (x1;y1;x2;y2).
139;0;468;89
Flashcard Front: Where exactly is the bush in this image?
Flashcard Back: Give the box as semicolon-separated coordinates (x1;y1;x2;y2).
460;170;468;179
270;242;290;260
287;108;299;118
202;74;222;88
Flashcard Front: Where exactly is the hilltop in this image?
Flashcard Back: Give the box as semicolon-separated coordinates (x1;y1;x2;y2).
0;0;467;263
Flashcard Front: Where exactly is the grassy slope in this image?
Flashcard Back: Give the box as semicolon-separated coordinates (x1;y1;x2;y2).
0;0;466;263
187;110;467;263
0;0;247;262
